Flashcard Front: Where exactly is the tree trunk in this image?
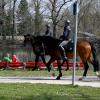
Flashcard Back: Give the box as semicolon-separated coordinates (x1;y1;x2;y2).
53;24;57;38
12;0;17;40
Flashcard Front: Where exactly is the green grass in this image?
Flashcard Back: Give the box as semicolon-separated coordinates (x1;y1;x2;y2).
0;70;99;100
0;83;100;100
0;69;98;77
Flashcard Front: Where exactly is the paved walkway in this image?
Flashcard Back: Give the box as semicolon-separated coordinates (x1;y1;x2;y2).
0;76;100;88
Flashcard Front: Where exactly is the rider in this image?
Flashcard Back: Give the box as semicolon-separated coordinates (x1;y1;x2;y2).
38;24;52;57
59;19;71;61
41;23;52;56
45;24;52;36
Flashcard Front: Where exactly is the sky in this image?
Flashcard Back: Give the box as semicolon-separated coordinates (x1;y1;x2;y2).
10;0;77;7
5;0;78;15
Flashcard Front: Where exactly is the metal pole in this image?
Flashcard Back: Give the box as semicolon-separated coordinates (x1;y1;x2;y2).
72;0;78;85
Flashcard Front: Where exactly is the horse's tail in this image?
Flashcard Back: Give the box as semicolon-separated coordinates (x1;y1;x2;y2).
89;42;99;71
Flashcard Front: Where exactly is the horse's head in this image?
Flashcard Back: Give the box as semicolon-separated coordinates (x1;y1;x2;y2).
23;34;36;46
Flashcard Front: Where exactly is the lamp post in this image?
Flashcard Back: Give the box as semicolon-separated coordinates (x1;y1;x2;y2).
72;0;78;85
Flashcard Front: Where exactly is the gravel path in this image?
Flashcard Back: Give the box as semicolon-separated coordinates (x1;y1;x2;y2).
0;76;100;88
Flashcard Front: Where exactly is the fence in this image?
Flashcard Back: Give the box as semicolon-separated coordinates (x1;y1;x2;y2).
0;37;35;62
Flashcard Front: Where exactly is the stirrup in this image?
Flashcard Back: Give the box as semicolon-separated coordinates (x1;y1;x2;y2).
63;57;67;61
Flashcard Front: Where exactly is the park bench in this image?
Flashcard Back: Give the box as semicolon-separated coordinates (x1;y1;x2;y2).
25;62;35;69
0;61;84;70
53;62;73;70
53;61;84;70
0;62;7;69
79;62;84;69
25;62;46;70
38;62;46;70
7;62;24;69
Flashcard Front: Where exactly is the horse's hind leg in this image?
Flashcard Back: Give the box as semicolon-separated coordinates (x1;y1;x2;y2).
83;62;89;76
56;59;67;79
56;65;62;80
56;60;63;80
65;59;69;71
90;42;100;77
92;58;100;77
79;62;89;80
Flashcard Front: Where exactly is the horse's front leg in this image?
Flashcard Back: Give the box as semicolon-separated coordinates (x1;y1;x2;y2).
41;55;51;72
41;55;47;66
46;57;55;72
32;55;39;70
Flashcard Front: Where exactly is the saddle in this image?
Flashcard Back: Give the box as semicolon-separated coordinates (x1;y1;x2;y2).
64;40;74;52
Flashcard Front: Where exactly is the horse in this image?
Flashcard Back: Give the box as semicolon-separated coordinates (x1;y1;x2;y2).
23;34;100;80
65;39;100;80
24;34;69;79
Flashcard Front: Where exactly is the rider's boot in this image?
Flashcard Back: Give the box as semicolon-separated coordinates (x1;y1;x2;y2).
59;46;67;61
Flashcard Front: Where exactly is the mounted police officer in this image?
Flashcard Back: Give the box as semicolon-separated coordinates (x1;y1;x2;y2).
37;24;52;57
59;20;71;61
45;24;52;36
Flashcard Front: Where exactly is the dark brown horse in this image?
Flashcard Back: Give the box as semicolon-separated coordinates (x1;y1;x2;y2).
24;34;100;80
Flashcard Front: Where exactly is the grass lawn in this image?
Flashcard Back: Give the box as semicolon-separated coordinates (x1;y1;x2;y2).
0;70;99;100
0;83;100;100
0;69;98;77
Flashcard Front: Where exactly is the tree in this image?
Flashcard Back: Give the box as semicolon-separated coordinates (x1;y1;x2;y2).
17;0;33;35
45;0;72;37
78;0;100;36
5;9;13;36
0;0;16;37
31;0;44;35
0;0;6;37
12;0;17;40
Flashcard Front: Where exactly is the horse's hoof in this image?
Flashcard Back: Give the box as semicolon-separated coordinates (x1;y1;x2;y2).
47;67;51;72
65;68;69;71
52;73;55;77
79;76;85;81
32;69;35;71
56;76;60;80
32;67;37;71
79;77;83;81
97;75;100;78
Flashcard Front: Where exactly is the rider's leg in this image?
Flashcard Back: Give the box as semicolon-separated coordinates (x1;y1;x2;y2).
59;41;68;61
59;45;67;61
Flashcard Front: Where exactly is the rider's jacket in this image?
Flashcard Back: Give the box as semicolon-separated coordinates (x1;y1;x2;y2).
45;28;52;36
63;25;71;40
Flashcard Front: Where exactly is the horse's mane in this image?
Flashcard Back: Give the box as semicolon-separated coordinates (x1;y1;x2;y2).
35;36;60;47
35;36;61;50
